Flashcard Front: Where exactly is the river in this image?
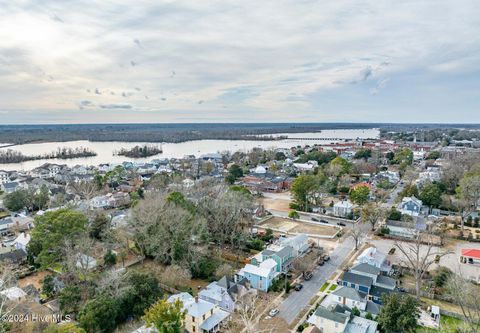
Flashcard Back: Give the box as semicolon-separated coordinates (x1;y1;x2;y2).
0;128;379;171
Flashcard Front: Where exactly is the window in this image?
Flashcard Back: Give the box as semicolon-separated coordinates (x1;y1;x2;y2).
193;327;195;332
335;323;338;328
203;314;205;321
192;317;195;322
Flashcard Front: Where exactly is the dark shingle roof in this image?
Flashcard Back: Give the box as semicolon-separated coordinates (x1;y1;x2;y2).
342;272;373;288
351;263;381;276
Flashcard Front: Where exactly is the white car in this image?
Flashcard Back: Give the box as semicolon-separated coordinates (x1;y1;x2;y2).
269;309;279;317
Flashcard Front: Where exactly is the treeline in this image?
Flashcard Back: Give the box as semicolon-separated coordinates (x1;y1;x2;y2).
0;123;378;144
115;145;163;158
381;128;480;142
0;147;96;163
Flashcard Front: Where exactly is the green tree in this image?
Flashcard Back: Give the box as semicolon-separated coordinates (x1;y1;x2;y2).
78;295;119;333
377;293;419;333
89;213;110;240
226;164;243;184
399;184;419;198
29;209;88;268
354;149;372;160
427;151;441;160
330;156;352;175
288;210;300;219
117;271;162;319
103;249;117;267
290;174;319;211
144;299;186;333
42;275;56;298
350;185;370;205
275;151;286;160
393;148;413;166
34;185;50;210
43;323;86;333
59;284;82;315
387;207;402;221
3;189;29;211
419;183;442;208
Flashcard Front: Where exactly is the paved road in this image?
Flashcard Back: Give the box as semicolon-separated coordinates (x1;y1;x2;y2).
277;236;356;324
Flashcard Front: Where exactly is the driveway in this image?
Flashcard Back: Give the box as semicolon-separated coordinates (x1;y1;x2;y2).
277;236;357;324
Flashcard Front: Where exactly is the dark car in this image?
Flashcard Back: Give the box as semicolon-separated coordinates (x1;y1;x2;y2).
320;219;329;224
294;284;303;291
323;255;330;261
304;271;313;280
311;217;320;222
318;260;324;266
398;287;406;292
337;222;346;226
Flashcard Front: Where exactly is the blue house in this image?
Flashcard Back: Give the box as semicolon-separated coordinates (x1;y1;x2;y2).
236;259;277;292
340;272;373;294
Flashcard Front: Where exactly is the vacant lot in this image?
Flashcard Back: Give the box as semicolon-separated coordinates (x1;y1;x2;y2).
259;216;338;237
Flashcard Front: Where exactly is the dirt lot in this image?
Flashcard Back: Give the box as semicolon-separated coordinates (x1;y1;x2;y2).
18;270;49;289
259;192;292;212
259;216;338;237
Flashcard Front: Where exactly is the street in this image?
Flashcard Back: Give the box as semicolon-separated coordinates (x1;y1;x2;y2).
277;235;356;324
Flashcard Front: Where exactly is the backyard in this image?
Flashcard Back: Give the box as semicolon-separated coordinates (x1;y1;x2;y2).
258;216;339;237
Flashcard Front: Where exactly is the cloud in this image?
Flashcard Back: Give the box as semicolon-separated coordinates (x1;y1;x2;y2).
0;1;479;123
99;104;132;109
78;100;95;109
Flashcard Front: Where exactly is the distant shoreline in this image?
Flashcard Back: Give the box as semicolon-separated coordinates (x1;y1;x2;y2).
0;123;478;146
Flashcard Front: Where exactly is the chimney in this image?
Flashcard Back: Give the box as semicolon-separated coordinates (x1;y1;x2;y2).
195;296;199;303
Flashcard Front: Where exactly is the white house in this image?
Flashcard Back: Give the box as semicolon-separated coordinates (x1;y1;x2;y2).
0;171;9;184
333;200;354;218
14;233;31;252
355;247;392;274
277;234;309;257
0;287;27;301
90;195;109;209
168;292;230;333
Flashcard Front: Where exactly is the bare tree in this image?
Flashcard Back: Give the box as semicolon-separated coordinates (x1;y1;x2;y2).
63;235;97;282
230;293;275;333
361;202;383;231
68;179;98;201
445;273;480;333
215;263;234;279
349;226;366;251
293;254;316;277
394;231;449;299
96;269;127;299
160;265;192;288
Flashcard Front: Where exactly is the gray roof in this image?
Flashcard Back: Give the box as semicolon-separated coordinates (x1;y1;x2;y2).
351;263;380;276
313;306;350;324
332;286;365;302
376;275;396;289
199;309;230;331
345;315;378;333
342;272;373;288
365;301;380;315
370;285;394;298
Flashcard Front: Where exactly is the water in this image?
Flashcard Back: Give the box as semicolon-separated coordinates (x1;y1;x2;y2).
0;129;379;171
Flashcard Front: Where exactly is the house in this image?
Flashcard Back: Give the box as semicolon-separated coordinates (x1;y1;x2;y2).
0;248;27;264
307;303;378;333
107;192;131;208
236;258;278;292
199;276;252;312
0;287;28;301
76;254;97;271
460;249;480;265
339;272;373;294
333;200;354;218
168;293;230;333
321;286;380;318
251;245;294;273
277;234;310;258
0;171;10;184
90;195;109;209
13;232;31;252
355;247;392;274
2;182;19;194
386;220;421;239
0;215;34;235
398;196;422;217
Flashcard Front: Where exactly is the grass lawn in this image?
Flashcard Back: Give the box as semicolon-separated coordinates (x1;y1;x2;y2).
328;284;337;292
320;282;329;292
417;315;467;333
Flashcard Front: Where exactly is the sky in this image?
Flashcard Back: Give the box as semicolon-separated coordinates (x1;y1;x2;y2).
0;0;479;124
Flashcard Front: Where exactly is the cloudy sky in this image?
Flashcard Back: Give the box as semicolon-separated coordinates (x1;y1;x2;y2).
0;0;479;124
